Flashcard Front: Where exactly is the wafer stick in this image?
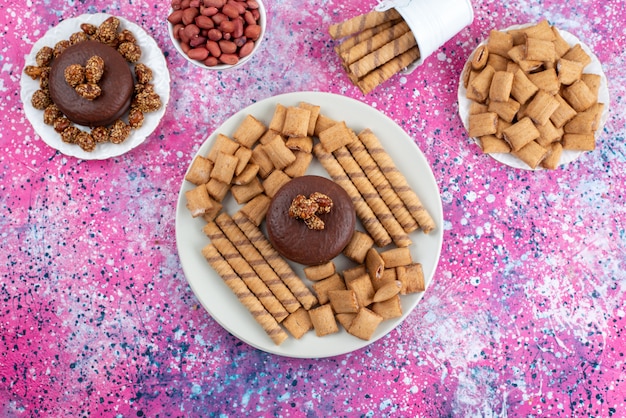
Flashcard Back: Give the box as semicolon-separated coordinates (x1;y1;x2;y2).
313;143;392;247
358;129;436;233
202;244;288;345
335;20;397;54
356;46;420;95
328;9;401;39
215;213;301;314
333;146;412;247
340;21;410;66
203;222;289;323
348;130;418;233
232;212;319;310
349;30;417;78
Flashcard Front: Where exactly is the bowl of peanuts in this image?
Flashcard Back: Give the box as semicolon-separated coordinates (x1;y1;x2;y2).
167;0;266;70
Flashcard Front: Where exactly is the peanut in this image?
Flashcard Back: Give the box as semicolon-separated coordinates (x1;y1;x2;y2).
204;0;225;7
206;40;222;57
190;35;207;47
221;3;239;19
219;53;239;65
173;23;184;40
219;20;235;33
201;6;218;16
168;9;184;24
233;17;244;38
195;15;215;29
238;40;254;57
244;24;261;41
168;0;262;66
204;56;220;66
183;24;200;39
207;28;223;41
219;40;237;54
187;47;210;61
182;7;200;25
211;13;228;25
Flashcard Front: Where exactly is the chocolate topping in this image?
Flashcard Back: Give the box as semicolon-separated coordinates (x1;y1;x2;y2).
266;175;356;266
49;40;134;127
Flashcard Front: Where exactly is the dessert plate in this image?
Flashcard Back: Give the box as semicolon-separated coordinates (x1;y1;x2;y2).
175;91;444;358
458;24;609;170
20;13;171;160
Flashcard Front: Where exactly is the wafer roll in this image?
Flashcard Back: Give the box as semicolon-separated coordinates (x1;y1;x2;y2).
349;30;417;78
340;21;410;66
313;143;393;247
335;20;397;54
203;222;289;323
356;46;420;95
357;128;436;233
232;212;319;310
333;146;412;248
202;244;288;345
215;213;301;314
328;9;401;39
348;132;418;232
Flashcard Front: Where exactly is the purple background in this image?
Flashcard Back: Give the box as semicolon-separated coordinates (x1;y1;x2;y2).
1;0;625;416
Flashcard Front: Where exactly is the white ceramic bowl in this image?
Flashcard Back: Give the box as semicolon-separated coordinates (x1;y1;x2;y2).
167;0;266;70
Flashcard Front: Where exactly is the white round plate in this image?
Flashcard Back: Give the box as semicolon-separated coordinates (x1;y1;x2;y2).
175;91;444;358
458;24;610;170
20;13;171;160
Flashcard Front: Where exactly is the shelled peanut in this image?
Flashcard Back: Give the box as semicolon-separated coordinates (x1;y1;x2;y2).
169;0;263;67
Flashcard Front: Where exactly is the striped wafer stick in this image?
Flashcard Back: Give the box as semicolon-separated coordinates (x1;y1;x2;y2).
203;222;289;322
349;30;417;78
232;212;319;310
340;21;411;67
356;46;421;94
215;212;301;314
313;143;392;247
202;244;288;345
347;131;419;233
358;129;436;233
333;146;412;248
328;9;401;39
334;20;397;54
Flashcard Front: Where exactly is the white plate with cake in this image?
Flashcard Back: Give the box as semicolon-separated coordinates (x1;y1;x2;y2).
175;91;444;358
21;13;170;160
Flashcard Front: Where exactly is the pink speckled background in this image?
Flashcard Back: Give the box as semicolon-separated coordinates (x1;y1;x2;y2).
2;0;625;416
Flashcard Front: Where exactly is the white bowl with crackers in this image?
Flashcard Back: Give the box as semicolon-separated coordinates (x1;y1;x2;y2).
176;91;443;358
458;21;609;170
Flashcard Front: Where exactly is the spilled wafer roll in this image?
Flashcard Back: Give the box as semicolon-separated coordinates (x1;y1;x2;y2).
333;146;412;248
358;128;436;233
202;244;288;345
232;212;319;310
348;130;419;233
215;212;302;314
329;9;402;39
313;143;392;247
203;222;289;323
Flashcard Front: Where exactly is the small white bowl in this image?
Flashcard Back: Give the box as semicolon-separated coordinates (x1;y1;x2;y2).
167;0;266;70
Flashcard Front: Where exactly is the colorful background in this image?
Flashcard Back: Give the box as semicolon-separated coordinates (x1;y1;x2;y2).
1;0;625;416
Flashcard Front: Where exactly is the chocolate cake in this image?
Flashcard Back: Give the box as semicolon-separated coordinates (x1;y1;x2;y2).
266;175;356;266
48;40;134;127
